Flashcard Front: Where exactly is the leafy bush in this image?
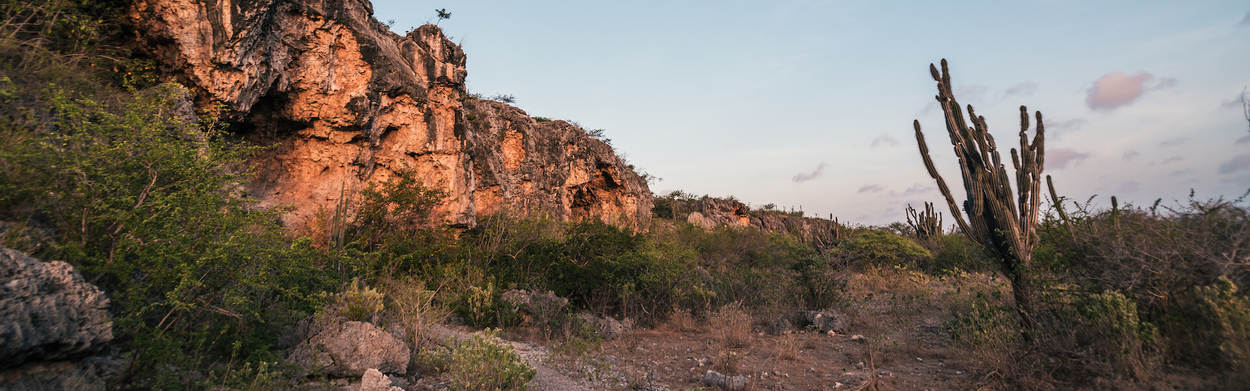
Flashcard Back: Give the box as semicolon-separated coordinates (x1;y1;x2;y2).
928;234;996;274
445;329;536;391
836;229;931;268
328;278;385;322
1162;277;1250;376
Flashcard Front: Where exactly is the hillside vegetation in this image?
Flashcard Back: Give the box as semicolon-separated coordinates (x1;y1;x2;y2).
0;2;1247;390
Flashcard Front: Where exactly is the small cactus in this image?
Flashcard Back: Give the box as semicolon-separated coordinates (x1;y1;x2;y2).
905;202;943;241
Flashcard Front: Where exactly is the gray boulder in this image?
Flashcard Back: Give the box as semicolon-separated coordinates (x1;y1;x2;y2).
289;320;410;378
359;368;404;391
702;370;747;390
575;312;628;340
0;248;113;367
803;309;850;334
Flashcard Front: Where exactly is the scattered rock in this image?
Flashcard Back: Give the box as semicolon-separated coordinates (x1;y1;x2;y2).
288;320;410;378
501;289;568;326
701;370;747;391
850;334;866;343
575;312;628;340
359;368;403;391
803;309;849;334
0;353;126;391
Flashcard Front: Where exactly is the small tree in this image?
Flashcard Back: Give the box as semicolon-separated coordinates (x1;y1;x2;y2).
435;8;451;25
912;59;1046;338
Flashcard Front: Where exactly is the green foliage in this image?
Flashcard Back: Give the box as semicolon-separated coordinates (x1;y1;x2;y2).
836;229;931;268
348;169;446;249
0;38;334;385
1161;277;1250;375
329;278;385;322
442;329;535;391
928;234;996;274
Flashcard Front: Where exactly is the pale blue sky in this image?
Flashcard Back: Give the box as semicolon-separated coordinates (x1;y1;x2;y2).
374;1;1250;225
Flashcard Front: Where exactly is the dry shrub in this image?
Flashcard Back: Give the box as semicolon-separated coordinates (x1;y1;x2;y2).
714;349;744;375
664;307;699;332
710;302;754;348
382;276;448;354
775;332;799;361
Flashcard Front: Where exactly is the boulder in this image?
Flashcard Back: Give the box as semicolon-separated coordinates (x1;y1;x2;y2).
0;248;122;390
0;248;113;367
575;312;628;340
501;289;568;326
803;309;850;334
359;368;403;391
701;370;747;390
289;320;410;378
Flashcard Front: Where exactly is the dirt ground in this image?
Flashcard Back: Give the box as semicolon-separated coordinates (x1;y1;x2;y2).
501;279;993;391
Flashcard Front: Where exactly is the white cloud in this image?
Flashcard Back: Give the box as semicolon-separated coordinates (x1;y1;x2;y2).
1085;72;1175;111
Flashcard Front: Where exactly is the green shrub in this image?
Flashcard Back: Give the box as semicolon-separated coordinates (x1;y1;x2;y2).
330;278;385;322
928;234;996;274
1162;277;1250;374
445;329;536;391
0;60;334;385
836;229;931;268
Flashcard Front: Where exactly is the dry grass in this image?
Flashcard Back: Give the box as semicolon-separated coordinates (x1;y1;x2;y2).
775;332;799;361
710;302;754;348
381;276;448;354
664;307;699;332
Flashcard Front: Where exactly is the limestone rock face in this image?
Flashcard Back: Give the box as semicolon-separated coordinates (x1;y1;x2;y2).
130;0;651;230
0;248;113;368
464;100;651;229
0;248;122;391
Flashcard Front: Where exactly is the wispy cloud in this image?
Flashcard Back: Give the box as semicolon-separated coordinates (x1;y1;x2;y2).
792;162;827;183
1160;137;1187;147
870;134;900;148
900;183;934;196
1218;153;1250;174
1160;156;1184;164
1123;150;1140;160
1238;134;1250;144
858;184;885;194
1046;117;1087;139
1001;81;1038;100
1049;148;1091;169
1085;72;1175;111
1241;11;1250;26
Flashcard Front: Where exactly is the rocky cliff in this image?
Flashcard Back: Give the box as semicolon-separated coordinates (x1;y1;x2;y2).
680;197;843;248
129;0;651;230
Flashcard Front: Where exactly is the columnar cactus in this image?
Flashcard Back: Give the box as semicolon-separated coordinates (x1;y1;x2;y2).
905;202;943;241
912;59;1046;335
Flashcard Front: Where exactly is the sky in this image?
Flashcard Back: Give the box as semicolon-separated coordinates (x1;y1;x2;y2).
373;1;1250;225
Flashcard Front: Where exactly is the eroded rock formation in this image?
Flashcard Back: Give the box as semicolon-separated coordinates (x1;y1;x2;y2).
0;248;122;391
130;0;651;230
675;197;843;248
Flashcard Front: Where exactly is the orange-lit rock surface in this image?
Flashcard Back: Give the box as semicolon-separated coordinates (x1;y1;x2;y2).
130;0;651;230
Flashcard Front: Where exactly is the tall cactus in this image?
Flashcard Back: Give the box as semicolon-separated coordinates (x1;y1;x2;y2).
912;59;1046;336
905;202;943;241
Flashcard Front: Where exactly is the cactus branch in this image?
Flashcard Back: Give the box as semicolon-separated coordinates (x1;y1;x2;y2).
912;59;1046;336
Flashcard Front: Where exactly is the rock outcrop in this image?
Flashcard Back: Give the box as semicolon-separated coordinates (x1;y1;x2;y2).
673;197;843;248
129;0;651;231
288;320;410;378
0;248;113;367
0;248;122;391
